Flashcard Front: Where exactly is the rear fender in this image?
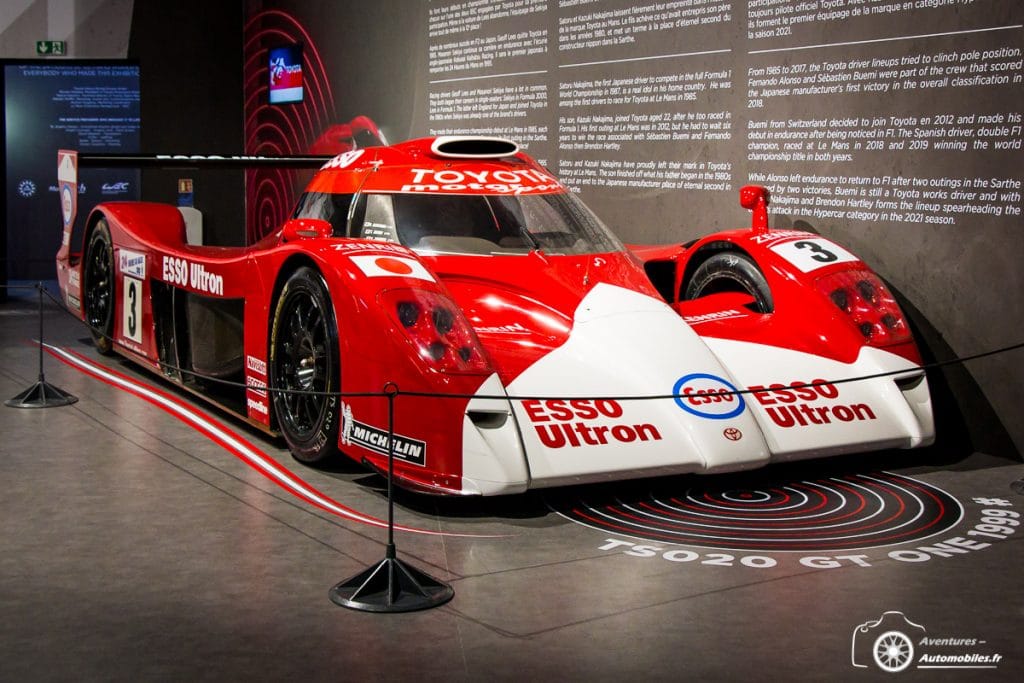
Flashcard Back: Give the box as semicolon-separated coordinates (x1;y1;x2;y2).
91;202;187;250
676;228;922;365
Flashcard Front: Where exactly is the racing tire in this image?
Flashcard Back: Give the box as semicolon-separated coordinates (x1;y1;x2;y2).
269;267;342;464
684;251;773;314
83;220;115;354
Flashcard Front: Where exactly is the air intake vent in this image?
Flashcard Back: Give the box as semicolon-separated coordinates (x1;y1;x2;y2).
430;136;519;159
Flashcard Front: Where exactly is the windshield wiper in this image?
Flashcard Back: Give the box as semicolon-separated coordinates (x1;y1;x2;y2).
519;226;541;251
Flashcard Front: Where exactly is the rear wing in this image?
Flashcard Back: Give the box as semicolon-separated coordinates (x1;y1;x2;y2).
72;153;333;168
57;149;333;247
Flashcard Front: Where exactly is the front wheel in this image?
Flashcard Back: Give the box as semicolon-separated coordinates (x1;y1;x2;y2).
269;267;342;463
83;220;115;354
684;251;773;314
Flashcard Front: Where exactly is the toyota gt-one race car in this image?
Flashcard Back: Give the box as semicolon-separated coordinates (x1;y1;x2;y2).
55;137;935;495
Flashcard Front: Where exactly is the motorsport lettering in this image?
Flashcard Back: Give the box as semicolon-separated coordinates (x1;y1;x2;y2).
522;399;662;448
344;416;426;466
599;499;1018;569
402;167;563;194
748;379;876;428
162;256;224;296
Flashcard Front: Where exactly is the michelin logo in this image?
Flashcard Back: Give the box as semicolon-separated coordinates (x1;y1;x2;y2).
341;401;426;466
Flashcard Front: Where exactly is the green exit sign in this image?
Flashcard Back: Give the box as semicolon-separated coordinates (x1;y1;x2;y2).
36;40;67;56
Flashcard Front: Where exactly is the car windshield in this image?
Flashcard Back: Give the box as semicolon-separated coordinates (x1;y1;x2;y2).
351;192;626;256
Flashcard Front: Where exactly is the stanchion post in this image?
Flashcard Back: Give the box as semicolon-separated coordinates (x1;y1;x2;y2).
328;383;454;612
5;282;78;408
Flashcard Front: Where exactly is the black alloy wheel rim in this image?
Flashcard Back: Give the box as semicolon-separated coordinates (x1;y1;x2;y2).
276;290;330;438
85;236;111;330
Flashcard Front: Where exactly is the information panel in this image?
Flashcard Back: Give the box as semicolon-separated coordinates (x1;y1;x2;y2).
424;1;1022;241
4;63;141;280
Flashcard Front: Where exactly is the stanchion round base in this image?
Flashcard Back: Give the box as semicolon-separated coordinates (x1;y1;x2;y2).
5;381;78;408
329;556;454;613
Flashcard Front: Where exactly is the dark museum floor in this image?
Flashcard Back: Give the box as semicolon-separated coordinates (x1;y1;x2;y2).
2;287;1022;681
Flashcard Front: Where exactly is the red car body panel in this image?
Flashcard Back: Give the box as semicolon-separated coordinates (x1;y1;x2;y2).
55;138;935;495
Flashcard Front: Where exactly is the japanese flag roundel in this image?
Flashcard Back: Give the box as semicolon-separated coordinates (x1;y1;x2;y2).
349;254;435;282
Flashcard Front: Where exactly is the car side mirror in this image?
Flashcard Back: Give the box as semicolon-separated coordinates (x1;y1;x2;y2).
280;218;333;242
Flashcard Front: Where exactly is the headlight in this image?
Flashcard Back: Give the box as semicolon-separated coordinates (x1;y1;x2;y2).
380;288;493;374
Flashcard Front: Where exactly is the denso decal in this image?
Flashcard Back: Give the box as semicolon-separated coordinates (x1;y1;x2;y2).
349;254;435;282
341;402;426;466
246;355;267;398
119;249;146;279
161;256;224;296
672;373;746;420
748;379;877;428
522;399;662;448
401;167;563;195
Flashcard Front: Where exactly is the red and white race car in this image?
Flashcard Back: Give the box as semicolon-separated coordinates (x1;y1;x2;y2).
55;137;934;495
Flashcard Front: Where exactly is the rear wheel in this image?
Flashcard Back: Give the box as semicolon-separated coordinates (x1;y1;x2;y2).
83;220;115;354
684;252;773;313
269;267;341;463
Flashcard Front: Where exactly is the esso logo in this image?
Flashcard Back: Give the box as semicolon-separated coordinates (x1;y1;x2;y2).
61;185;74;225
672;373;746;420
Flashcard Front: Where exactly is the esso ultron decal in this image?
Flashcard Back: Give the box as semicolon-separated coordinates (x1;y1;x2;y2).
672;373;745;420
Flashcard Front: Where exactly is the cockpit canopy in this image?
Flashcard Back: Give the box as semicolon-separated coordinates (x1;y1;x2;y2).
291;190;625;256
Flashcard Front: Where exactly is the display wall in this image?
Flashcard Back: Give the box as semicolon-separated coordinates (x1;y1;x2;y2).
128;1;244;247
243;1;1022;456
3;61;140;280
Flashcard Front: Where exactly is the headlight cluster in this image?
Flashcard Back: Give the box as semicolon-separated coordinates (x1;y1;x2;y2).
381;289;492;373
816;269;912;346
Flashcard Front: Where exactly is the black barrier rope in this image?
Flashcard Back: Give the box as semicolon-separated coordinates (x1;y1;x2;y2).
7;280;1023;613
328;382;455;612
12;281;1024;404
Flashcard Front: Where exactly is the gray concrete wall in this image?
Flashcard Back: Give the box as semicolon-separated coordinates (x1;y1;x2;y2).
0;0;133;58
